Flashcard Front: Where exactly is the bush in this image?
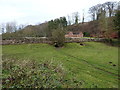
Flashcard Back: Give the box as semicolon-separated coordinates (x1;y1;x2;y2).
2;57;83;88
2;58;66;88
83;32;90;37
102;38;120;46
51;28;65;47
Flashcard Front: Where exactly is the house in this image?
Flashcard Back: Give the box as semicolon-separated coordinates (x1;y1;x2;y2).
65;31;83;38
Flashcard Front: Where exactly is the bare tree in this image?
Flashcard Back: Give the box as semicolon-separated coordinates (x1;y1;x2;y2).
104;1;117;17
6;21;17;33
72;12;80;24
67;15;71;25
96;4;104;20
82;10;85;24
0;23;5;33
89;4;103;20
6;23;12;33
89;6;96;21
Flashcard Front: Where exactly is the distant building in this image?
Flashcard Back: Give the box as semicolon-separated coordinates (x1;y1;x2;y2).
65;31;83;38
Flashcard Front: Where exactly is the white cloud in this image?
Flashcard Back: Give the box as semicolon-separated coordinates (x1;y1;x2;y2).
0;7;25;17
0;0;119;25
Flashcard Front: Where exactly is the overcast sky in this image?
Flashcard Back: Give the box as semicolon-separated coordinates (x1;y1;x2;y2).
0;0;119;25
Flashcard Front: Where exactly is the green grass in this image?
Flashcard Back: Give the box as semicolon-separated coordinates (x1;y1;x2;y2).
2;42;119;88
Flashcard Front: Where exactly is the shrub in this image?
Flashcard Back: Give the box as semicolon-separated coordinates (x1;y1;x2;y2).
83;32;90;37
51;28;65;47
2;58;83;88
2;58;65;88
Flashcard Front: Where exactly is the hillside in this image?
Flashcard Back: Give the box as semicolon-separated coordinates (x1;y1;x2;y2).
2;42;118;88
1;16;118;39
67;17;118;38
1;1;119;89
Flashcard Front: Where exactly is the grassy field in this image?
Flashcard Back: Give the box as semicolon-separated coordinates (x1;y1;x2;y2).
2;42;119;88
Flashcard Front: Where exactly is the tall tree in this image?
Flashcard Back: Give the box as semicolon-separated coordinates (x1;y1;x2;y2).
6;22;17;33
72;12;80;24
104;1;117;17
96;4;103;20
82;10;85;24
89;6;96;21
0;23;5;33
6;23;13;33
89;4;103;20
114;10;120;31
67;15;71;25
60;17;67;27
99;9;108;32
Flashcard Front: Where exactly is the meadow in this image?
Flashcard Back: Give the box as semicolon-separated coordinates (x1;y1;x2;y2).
2;42;119;88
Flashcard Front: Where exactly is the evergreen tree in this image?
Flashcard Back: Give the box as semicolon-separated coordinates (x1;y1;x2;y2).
114;10;120;38
114;10;120;31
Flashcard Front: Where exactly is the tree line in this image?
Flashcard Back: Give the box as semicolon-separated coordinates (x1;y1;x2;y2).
1;1;120;41
89;1;119;21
